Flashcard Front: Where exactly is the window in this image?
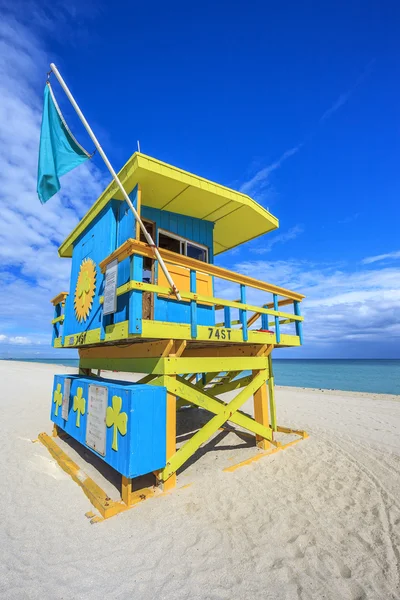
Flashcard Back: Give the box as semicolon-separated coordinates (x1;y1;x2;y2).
186;242;207;262
158;229;208;262
158;231;183;254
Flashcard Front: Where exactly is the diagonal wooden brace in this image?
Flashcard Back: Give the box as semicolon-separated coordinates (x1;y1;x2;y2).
172;375;272;441
152;370;270;480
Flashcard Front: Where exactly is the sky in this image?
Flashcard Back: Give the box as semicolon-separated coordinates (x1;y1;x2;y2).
0;0;399;359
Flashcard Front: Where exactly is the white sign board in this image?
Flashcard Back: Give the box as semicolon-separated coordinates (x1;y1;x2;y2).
61;378;71;421
103;259;118;316
85;385;108;456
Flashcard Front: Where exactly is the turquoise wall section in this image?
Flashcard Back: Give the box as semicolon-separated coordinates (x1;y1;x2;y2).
141;206;214;262
51;374;167;478
64;201;117;339
64;194;215;336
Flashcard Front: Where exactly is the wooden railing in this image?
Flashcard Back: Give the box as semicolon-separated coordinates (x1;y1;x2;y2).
50;292;68;345
99;239;305;344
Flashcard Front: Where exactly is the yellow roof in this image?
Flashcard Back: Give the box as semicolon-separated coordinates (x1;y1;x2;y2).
59;153;279;257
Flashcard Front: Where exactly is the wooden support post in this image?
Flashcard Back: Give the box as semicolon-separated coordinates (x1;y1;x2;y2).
164;378;177;491
252;372;271;450
273;294;281;343
224;306;231;328
100;313;107;341
121;476;133;506
78;367;92;376
162;339;187;490
128;254;143;335
267;354;277;431
52;304;59;345
261;313;269;330
240;284;248;341
190;270;197;339
294;301;303;344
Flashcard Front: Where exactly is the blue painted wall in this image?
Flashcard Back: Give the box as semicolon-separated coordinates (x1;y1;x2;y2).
114;188;139;325
64;194;215;335
51;374;167;478
64;201;118;337
141;206;214;263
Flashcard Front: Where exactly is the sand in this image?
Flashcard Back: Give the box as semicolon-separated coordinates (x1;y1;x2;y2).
0;360;399;600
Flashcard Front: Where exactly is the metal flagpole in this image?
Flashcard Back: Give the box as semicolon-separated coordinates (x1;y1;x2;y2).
49;62;181;301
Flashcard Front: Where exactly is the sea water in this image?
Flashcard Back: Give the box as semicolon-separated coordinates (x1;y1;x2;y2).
3;358;400;395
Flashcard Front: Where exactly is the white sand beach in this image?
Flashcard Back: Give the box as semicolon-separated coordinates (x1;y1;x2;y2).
1;360;399;600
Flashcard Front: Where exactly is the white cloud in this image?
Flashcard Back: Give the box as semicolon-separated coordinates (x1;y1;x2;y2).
239;62;375;203
250;225;304;254
0;334;33;345
227;258;400;353
320;60;375;123
239;145;301;199
0;16;107;354
361;250;400;265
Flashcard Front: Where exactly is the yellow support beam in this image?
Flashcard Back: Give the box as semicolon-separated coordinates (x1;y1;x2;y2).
79;355;270;375
38;433;158;519
51;315;65;325
50;291;69;306
252;373;271;451
156;375;273;442
158;369;269;480
268;354;277;431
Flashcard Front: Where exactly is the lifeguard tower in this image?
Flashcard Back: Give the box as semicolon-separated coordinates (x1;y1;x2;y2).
42;153;306;521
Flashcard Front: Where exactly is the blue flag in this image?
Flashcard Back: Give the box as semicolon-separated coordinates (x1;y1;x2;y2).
37;83;91;203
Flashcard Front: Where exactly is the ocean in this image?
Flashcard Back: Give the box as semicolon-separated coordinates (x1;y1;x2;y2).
5;358;400;395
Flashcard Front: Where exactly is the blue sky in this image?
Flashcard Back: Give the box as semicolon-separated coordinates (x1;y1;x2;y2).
0;0;399;359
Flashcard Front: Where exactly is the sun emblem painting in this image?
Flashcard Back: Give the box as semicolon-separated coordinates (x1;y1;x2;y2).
74;258;96;322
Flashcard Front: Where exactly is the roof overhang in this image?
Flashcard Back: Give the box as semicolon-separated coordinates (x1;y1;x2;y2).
58;153;279;258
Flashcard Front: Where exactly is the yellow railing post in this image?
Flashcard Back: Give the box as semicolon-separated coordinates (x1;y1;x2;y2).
267;354;277;432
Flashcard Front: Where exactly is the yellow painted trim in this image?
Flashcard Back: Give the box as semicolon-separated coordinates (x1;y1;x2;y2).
60;319;301;349
58;152;279;258
136;184;142;240
156;374;273;441
253;370;270;450
79;355;271;375
51;292;68;306
184;344;270;357
38;432;160;519
79;339;175;360
223;435;307;473
98;239;305;302
51;315;65;325
216;319;241;327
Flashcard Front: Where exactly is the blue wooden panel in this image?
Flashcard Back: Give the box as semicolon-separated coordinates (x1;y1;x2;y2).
273;294;281;343
224;306;231;328
240;285;248;342
51;374;167;478
153;296;214;326
141;206;214;263
128;254;143;334
64;202;118;337
114;188;139;325
294;301;303;344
